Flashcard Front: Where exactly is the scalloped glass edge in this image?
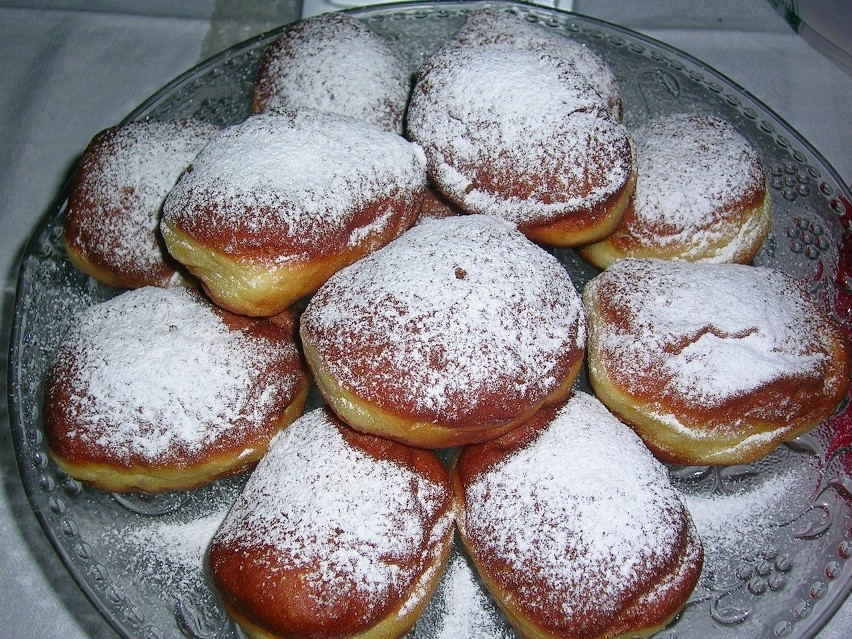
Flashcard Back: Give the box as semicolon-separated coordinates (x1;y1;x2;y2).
7;2;852;639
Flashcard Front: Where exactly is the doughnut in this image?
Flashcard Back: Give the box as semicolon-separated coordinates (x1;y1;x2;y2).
583;258;851;465
208;406;454;639
578;113;772;268
64;119;218;288
300;214;587;449
416;186;462;224
406;44;635;247
451;392;703;639
43;286;310;493
449;6;623;120
160;108;426;317
252;11;410;133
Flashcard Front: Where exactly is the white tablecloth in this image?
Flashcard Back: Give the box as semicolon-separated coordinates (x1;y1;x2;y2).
1;1;849;638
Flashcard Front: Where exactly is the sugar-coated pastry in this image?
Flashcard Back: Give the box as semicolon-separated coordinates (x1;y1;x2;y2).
451;392;703;639
450;6;623;120
300;215;587;448
416;186;462;224
160;108;426;316
208;407;454;639
64;119;218;288
253;12;410;133
406;45;635;247
583;258;851;465
43;286;310;493
578;113;771;268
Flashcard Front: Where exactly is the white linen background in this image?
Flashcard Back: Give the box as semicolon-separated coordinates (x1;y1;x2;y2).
0;1;849;638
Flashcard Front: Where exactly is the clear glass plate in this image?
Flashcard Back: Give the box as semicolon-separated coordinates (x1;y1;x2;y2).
8;2;852;638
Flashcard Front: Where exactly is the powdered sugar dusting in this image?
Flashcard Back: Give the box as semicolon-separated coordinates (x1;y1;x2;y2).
51;287;301;463
216;408;452;610
254;12;410;133
450;6;622;119
98;487;236;605
162;109;426;261
106;509;227;587
624;113;766;259
426;553;513;639
302;215;586;421
128;510;225;570
461;392;691;621
587;259;831;410
679;466;803;579
67;119;217;282
406;45;631;226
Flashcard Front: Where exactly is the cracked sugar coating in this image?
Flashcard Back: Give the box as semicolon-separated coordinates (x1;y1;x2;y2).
43;286;308;491
64;119;218;288
583;258;851;464
406;44;633;240
449;6;623;120
452;392;703;639
253;11;410;133
301;214;587;430
209;407;454;638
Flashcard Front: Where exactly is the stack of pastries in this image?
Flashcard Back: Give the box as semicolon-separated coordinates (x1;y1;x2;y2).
43;6;850;639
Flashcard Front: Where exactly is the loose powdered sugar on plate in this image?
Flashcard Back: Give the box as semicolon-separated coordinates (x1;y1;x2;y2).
101;506;230;601
417;551;513;639
677;459;817;581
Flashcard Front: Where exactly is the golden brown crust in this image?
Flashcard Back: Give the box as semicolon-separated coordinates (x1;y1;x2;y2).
160;110;426;317
252;12;410;133
160;193;419;316
63;237;177;290
63;119;217;289
304;333;581;448
578;114;772;268
300;215;588;448
583;259;852;465
213;530;450;639
43;288;310;493
451;394;703;639
46;392;308;494
406;45;635;248
208;408;454;639
577;187;771;269
521;165;636;247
